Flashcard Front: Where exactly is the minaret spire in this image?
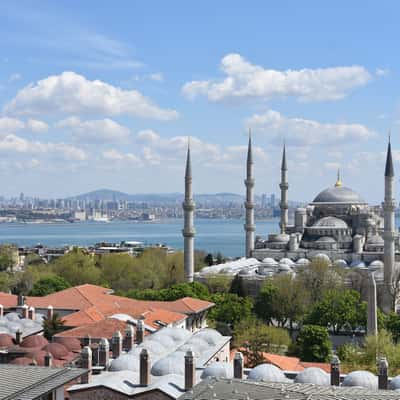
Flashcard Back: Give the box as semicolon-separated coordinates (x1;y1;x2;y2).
182;139;195;282
335;168;342;187
382;137;396;312
244;129;255;258
279;143;289;234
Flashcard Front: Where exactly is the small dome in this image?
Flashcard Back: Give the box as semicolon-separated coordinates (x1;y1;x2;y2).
200;362;233;379
389;375;400;390
20;335;48;348
147;334;175;349
110;353;138;372
278;263;292;272
26;350;47;366
312;253;331;263
269;234;290;243
0;333;14;347
312;217;348;229
42;343;69;359
316;236;336;243
194;329;222;346
294;367;330;386
369;260;384;270
296;258;310;267
366;235;384;245
53;337;81;353
262;258;278;267
151;356;185;376
333;259;348;268
312;186;365;204
154;327;191;343
342;370;378;389
279;258;294;266
247;363;289;383
5;312;20;322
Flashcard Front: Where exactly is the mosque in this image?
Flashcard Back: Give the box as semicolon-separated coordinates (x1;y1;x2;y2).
182;137;399;313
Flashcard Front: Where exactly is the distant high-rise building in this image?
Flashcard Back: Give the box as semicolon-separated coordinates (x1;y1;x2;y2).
261;194;267;209
270;194;276;208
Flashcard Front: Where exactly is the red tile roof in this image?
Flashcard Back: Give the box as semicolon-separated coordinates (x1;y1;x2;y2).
55;319;129;340
0;284;213;332
231;349;330;373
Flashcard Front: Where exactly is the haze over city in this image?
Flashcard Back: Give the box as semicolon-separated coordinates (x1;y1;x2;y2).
0;1;398;202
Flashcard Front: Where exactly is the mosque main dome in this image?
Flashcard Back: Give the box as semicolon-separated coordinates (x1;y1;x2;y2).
312;185;365;204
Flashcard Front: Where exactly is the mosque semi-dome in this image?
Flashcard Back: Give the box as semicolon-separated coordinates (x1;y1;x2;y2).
312;217;348;229
312;185;365;204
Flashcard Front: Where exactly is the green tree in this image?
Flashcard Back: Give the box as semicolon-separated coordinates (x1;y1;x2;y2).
255;275;309;329
234;318;291;367
208;293;253;326
0;272;15;292
43;312;66;340
30;276;71;296
297;259;344;304
0;244;17;272
305;289;364;333
295;325;331;362
51;248;102;286
204;253;214;266
203;274;231;293
386;313;400;343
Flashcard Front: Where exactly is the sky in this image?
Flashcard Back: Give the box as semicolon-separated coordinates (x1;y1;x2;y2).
0;1;399;203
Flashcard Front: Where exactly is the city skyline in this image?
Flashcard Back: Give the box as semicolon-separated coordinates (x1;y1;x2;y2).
0;1;399;202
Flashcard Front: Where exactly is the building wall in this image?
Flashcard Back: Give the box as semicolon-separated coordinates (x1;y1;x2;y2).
70;387;172;400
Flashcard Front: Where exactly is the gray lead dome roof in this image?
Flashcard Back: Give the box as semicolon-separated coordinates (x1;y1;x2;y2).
312;186;365;204
313;217;348;229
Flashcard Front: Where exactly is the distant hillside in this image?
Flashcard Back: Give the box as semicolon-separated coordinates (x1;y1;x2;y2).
68;189;244;204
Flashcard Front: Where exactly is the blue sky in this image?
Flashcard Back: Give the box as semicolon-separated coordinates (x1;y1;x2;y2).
0;1;399;202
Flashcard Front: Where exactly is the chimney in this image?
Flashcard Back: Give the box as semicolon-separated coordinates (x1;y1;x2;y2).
184;349;195;391
83;334;91;347
140;348;150;386
0;304;3;318
22;304;29;319
81;346;92;384
111;331;122;359
378;357;389;390
330;355;340;386
15;329;22;345
17;294;25;307
44;352;53;367
28;306;35;320
136;319;144;344
233;352;244;379
98;338;109;368
47;305;53;320
123;325;134;351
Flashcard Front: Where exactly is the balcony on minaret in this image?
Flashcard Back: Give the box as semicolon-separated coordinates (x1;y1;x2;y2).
244;201;254;209
280;201;288;209
280;182;289;190
182;227;195;238
244;223;255;232
182;200;195;211
244;178;255;188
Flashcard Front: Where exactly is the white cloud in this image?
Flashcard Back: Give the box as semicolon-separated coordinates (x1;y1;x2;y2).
0;134;87;161
56;116;130;143
0;117;24;133
182;53;372;102
246;109;375;146
102;149;141;166
4;72;179;120
376;68;389;77
324;162;341;170
26;119;48;133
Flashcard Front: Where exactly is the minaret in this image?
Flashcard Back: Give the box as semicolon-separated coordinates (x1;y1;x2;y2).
279;144;289;234
182;141;195;282
244;131;255;258
383;139;396;288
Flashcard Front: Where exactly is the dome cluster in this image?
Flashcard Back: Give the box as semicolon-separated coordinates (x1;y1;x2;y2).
0;312;44;336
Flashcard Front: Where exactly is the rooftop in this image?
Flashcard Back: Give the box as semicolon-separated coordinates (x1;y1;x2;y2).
0;364;86;400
